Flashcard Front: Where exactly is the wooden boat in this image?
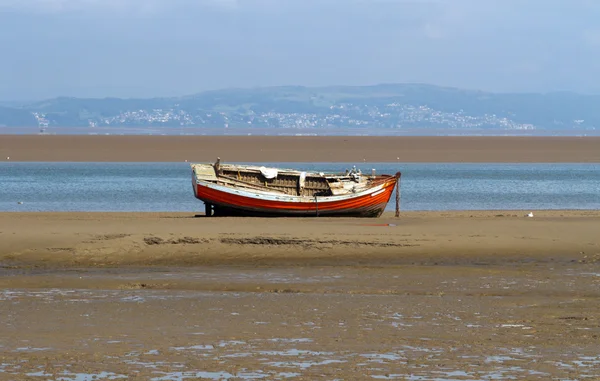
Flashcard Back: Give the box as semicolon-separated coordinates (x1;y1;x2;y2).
191;158;401;217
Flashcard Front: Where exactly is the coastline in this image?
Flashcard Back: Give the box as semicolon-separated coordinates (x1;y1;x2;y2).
2;135;600;162
1;210;598;270
2;211;599;379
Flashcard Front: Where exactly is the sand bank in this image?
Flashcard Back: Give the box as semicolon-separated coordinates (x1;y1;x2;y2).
1;210;600;379
3;261;600;379
1;210;598;269
2;135;600;162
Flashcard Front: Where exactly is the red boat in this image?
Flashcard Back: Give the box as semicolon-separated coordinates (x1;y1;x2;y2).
191;158;401;217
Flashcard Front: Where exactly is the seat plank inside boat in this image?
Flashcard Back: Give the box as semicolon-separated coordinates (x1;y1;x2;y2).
193;161;384;198
192;164;218;181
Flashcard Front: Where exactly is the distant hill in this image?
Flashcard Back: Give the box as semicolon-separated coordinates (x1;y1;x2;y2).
1;84;599;131
0;106;38;127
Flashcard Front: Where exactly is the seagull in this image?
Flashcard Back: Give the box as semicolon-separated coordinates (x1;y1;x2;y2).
527;212;534;218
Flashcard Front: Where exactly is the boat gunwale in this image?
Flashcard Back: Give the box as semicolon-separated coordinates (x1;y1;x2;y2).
191;162;373;180
194;175;397;204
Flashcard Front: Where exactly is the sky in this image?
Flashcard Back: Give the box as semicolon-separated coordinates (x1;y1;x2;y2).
1;0;599;100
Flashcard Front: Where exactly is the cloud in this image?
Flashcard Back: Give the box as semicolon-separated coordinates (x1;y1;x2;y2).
0;0;240;11
0;0;149;14
2;0;600;99
0;0;444;15
0;0;230;14
422;23;444;40
582;29;600;47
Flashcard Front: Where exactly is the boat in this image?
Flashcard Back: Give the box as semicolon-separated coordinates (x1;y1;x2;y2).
191;158;401;217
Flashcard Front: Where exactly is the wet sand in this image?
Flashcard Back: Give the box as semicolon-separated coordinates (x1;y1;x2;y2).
1;210;599;269
2;135;600;162
3;134;600;379
1;211;600;379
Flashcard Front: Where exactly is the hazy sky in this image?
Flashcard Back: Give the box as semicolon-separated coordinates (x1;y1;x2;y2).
1;0;599;100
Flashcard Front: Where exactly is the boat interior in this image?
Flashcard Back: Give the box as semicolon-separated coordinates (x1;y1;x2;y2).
192;158;386;197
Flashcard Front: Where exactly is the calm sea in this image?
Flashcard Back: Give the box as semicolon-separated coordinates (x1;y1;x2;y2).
1;162;599;212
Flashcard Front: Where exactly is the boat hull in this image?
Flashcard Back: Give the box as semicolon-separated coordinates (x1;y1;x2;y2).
192;174;398;218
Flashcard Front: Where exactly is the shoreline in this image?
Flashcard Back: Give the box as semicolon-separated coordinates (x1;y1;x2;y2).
2;141;599;380
2;210;598;269
2;135;600;162
2;209;599;379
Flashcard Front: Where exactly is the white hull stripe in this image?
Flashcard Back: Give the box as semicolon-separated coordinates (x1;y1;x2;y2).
196;178;390;204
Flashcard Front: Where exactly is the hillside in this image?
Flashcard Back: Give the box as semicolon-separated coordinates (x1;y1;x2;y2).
1;84;598;131
0;106;38;127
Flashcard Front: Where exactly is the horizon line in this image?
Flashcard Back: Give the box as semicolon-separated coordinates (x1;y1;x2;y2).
2;82;597;104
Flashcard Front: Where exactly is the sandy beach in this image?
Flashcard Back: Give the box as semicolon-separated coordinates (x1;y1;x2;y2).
2;135;600;162
2;138;599;379
1;211;600;379
1;210;599;269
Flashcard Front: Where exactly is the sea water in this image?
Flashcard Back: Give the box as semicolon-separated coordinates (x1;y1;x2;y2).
1;162;599;212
